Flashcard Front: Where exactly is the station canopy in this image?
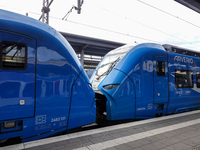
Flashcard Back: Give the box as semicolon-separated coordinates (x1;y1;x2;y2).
175;0;200;14
60;32;125;70
61;0;200;70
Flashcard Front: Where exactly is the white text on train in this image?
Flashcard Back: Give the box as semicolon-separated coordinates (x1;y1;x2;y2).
174;56;193;64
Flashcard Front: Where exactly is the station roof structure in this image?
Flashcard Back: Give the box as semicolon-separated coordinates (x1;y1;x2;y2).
60;32;125;70
60;0;200;70
175;0;200;14
60;32;125;57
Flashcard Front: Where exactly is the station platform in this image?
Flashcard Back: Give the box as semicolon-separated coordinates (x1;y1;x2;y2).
2;110;200;150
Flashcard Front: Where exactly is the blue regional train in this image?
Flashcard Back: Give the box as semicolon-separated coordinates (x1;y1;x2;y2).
91;43;200;121
0;9;95;143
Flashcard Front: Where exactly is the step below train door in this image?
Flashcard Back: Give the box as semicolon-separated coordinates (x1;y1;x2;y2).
153;56;169;117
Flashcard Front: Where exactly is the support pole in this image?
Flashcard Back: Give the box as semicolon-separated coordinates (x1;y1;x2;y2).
42;0;49;24
81;49;84;67
77;0;81;14
39;0;53;24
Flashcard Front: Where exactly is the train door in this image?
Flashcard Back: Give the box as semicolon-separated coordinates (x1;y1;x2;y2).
0;31;36;121
153;56;169;104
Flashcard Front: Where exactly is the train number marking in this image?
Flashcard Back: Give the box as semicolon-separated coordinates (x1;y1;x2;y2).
51;117;66;123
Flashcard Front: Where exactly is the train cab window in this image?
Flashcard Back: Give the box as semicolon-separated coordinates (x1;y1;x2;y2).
175;70;193;88
0;42;27;70
196;71;200;88
157;61;165;76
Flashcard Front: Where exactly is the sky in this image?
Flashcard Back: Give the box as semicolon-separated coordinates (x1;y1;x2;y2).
0;0;200;51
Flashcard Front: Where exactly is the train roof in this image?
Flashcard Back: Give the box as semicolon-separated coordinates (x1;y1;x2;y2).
0;9;57;39
0;9;83;72
163;44;200;58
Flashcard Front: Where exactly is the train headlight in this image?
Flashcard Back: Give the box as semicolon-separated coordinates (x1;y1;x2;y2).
103;84;120;90
4;121;16;129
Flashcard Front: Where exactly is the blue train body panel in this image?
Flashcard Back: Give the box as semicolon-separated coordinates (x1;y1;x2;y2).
167;52;200;114
0;9;95;142
98;69;135;120
92;43;200;120
67;70;96;129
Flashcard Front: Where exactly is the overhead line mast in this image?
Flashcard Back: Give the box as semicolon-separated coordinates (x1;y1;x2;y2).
39;0;54;24
39;0;83;24
62;0;84;21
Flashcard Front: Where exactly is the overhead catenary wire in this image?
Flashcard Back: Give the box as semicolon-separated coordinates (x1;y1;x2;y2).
5;0;200;49
98;6;193;44
26;10;162;44
62;6;76;20
28;11;200;47
66;20;161;43
137;0;200;29
90;0;200;48
62;0;84;20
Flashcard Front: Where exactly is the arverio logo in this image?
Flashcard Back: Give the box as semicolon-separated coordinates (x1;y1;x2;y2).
174;56;193;64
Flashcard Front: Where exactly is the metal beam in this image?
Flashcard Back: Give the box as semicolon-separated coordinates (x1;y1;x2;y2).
175;0;200;14
81;49;84;66
39;0;54;24
60;32;124;49
81;44;89;50
77;0;81;14
60;32;125;70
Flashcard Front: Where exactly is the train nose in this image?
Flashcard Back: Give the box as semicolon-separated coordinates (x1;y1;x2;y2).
97;69;136;120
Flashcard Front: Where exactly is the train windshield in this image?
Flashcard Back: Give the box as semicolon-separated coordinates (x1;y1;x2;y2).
96;45;135;78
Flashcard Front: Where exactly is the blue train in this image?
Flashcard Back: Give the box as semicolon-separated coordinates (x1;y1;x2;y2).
0;9;95;143
1;7;200;145
91;43;200;120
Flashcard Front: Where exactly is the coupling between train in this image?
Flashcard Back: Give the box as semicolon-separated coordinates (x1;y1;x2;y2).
1;8;200;145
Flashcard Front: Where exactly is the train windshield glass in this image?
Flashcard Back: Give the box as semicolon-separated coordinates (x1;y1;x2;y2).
96;45;135;77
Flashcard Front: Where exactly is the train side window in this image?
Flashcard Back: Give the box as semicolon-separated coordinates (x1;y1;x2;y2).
157;61;165;76
175;70;193;88
0;42;27;70
196;71;200;88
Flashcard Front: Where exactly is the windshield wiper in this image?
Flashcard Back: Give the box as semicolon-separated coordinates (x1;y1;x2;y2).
97;59;115;71
96;57;120;80
3;44;16;54
11;46;22;60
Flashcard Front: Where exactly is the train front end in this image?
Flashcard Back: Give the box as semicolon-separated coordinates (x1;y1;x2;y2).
91;45;136;120
0;9;96;144
91;43;168;121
